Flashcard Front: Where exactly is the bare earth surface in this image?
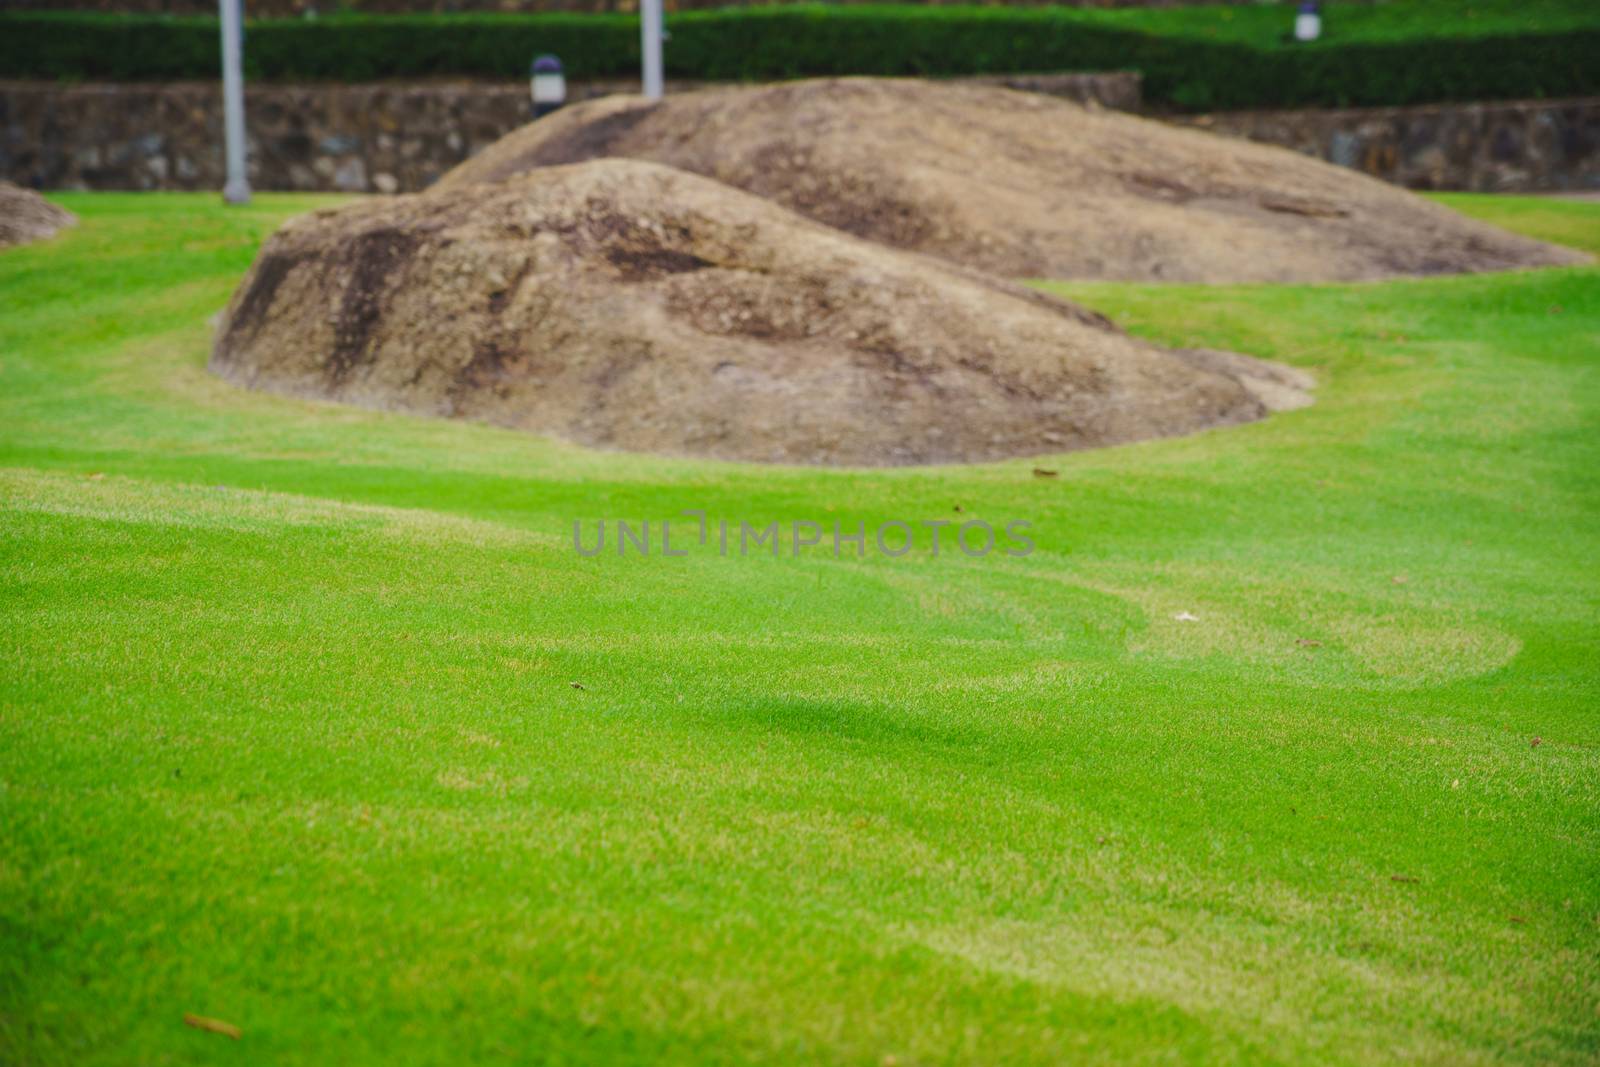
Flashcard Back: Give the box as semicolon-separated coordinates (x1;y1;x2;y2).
212;159;1310;466
439;78;1587;283
0;181;75;248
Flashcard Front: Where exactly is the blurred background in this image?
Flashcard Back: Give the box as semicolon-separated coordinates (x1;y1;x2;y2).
1;0;1595;196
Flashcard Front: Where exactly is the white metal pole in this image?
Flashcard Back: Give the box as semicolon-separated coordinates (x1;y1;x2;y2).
219;0;250;204
640;0;664;101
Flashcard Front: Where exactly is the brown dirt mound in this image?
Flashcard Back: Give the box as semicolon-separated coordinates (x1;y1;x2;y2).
438;78;1586;283
212;159;1310;466
0;182;76;248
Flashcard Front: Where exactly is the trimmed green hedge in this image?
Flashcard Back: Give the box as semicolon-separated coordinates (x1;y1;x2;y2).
2;7;1597;112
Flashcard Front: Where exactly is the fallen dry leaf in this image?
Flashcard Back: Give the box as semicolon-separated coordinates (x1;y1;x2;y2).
1390;874;1419;884
1032;468;1059;478
1531;736;1542;748
569;681;585;690
183;1014;241;1040
1295;638;1322;648
1259;196;1349;219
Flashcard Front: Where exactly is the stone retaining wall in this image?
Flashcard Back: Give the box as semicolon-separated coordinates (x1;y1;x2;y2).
0;75;1139;193
1185;98;1600;193
3;78;1596;196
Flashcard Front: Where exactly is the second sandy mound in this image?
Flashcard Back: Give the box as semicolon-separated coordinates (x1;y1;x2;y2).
212;159;1309;466
0;182;76;249
439;78;1584;283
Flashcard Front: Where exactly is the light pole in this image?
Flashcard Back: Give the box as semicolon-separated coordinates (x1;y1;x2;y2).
640;0;663;101
219;0;250;204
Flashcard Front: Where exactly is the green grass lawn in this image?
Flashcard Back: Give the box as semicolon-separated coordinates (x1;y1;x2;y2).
1;191;1598;1065
1069;0;1600;44
10;0;1597;108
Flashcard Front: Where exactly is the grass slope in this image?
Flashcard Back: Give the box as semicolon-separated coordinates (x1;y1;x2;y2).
0;192;1597;1065
1068;0;1600;43
8;0;1598;111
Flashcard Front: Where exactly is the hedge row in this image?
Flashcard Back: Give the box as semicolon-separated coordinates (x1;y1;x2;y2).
2;8;1596;112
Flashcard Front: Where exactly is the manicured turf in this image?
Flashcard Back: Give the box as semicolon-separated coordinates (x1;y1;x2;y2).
1;192;1597;1065
1072;0;1599;43
8;0;1596;111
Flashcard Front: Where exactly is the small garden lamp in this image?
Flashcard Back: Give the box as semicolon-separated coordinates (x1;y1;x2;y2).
1294;2;1322;43
530;54;566;120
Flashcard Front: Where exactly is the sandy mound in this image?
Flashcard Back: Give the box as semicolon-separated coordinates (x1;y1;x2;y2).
0;182;76;248
439;79;1585;283
212;159;1310;466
